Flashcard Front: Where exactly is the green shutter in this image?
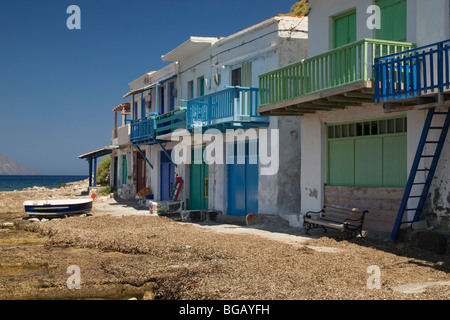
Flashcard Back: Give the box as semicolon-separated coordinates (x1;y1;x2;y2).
242;62;252;87
382;135;407;187
327;116;407;188
328;139;354;186
376;0;407;42
354;138;383;187
333;10;356;48
199;78;205;97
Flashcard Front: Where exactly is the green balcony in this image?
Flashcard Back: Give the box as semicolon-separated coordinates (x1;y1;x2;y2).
258;39;415;116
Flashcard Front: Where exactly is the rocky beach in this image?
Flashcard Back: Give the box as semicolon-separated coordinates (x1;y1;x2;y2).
0;180;449;301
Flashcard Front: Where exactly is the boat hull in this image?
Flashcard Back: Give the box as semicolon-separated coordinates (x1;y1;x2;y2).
23;199;93;217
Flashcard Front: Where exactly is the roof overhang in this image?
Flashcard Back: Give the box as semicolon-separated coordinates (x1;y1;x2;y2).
113;103;131;112
123;75;177;99
78;147;113;160
161;37;219;62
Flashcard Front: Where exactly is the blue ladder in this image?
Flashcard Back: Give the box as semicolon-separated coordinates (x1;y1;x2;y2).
391;107;450;241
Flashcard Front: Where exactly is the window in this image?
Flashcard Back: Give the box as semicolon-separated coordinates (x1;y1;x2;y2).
231;67;242;87
333;9;356;49
327;116;407;188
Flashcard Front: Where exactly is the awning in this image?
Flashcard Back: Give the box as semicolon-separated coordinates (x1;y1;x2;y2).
78;147;113;160
113;103;131;112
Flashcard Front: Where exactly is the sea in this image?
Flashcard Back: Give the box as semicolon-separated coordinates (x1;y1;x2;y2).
0;175;89;192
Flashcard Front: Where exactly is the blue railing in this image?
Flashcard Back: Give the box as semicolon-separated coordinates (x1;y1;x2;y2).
187;86;267;129
130;116;156;143
374;39;450;103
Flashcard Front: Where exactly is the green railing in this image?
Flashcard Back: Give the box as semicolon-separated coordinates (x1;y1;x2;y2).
155;108;187;136
259;39;415;107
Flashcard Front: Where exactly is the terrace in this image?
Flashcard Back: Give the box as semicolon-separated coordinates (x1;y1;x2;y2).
257;39;414;116
186;86;269;132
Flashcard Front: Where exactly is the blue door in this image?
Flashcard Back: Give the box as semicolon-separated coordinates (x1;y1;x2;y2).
227;141;259;216
160;151;175;201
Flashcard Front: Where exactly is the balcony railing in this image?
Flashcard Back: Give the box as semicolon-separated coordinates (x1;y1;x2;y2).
374;39;450;103
187;86;268;129
259;39;415;107
130;116;155;144
130;108;187;144
154;108;187;136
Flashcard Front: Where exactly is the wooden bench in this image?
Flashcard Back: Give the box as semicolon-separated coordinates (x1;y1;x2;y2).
303;205;368;238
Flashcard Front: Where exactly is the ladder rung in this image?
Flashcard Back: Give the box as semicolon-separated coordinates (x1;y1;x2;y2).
425;141;441;143
412;182;426;185
420;155;435;158
433;112;450;115
429;126;444;129
409;195;425;198
416;168;430;171
405;208;418;211
400;220;417;224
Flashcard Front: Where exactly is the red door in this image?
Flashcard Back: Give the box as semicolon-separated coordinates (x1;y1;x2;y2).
136;152;146;193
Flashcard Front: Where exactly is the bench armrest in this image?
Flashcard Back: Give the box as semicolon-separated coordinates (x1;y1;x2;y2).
343;210;369;224
305;208;325;219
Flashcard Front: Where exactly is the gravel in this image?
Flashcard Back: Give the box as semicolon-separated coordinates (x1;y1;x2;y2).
1;181;449;300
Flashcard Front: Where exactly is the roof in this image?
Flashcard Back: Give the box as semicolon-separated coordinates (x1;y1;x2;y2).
78;147;113;160
123;74;177;99
161;36;219;62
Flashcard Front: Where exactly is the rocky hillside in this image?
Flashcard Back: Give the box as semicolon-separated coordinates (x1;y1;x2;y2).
0;153;37;175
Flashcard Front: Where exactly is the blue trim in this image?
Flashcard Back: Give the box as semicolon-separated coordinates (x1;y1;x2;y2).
155;139;177;167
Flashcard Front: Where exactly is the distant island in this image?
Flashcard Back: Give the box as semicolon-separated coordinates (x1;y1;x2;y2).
0;153;37;175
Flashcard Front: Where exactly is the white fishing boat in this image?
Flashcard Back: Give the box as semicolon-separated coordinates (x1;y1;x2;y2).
23;198;93;217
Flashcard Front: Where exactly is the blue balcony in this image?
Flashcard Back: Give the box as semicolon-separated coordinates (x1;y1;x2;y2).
374;39;450;104
186;86;269;131
130;108;187;145
130;116;156;145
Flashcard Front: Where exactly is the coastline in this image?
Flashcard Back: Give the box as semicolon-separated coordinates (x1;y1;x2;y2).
0;175;89;193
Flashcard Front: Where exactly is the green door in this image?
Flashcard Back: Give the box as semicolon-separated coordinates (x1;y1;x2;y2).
189;147;208;210
199;77;205;97
376;0;407;42
121;155;127;185
333;9;356;49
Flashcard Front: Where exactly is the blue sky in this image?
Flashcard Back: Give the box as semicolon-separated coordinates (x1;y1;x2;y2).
0;0;298;175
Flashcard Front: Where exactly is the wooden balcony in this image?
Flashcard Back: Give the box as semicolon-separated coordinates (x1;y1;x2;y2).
130;108;187;146
187;86;269;131
257;39;414;116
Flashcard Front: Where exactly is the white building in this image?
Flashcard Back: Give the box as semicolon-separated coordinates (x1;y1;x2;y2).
111;14;309;219
258;0;450;238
